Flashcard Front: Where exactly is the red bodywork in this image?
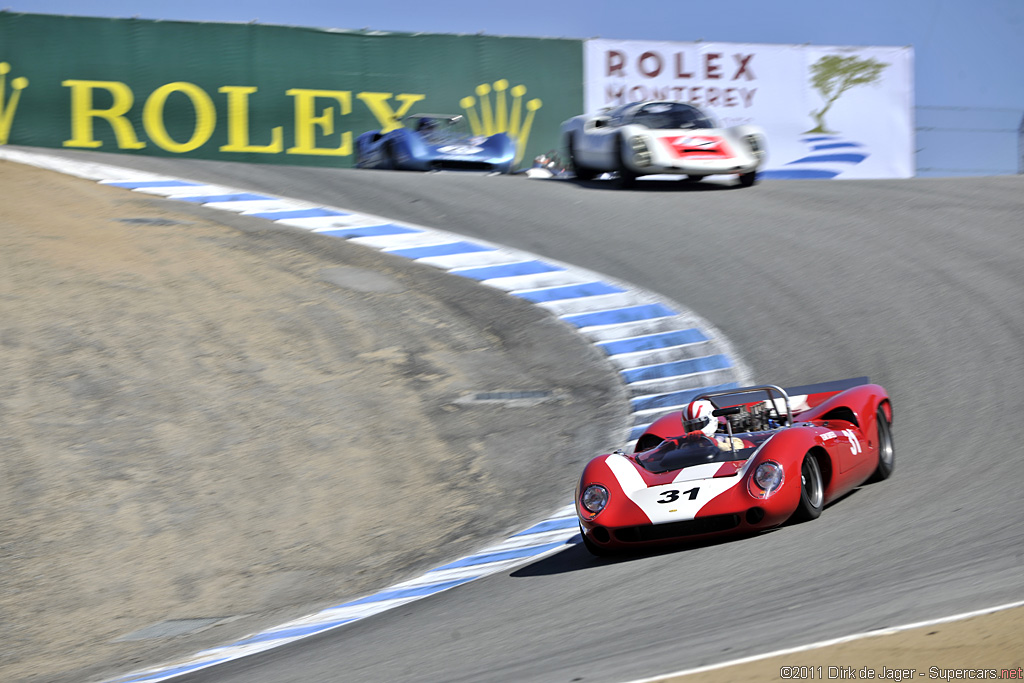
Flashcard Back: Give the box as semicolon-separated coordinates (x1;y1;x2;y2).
577;380;892;553
659;135;734;160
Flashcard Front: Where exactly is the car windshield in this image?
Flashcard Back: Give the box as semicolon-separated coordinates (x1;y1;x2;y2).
629;102;716;130
405;114;471;144
635;434;759;473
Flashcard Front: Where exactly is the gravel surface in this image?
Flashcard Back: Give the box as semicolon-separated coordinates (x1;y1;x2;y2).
0;159;624;683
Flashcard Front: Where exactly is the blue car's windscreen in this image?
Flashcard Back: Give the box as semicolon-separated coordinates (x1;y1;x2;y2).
407;115;473;144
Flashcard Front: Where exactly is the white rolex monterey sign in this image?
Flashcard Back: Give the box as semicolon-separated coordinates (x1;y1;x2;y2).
584;39;914;179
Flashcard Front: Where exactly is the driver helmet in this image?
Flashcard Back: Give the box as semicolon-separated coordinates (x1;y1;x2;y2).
683;399;718;437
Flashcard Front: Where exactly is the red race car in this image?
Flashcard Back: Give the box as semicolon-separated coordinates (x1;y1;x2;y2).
576;378;893;556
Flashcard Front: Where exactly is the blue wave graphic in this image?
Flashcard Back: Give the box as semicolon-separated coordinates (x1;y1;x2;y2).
761;135;869;180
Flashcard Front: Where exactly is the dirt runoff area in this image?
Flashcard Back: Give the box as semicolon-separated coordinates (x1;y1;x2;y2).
0;159;624;683
660;604;1024;683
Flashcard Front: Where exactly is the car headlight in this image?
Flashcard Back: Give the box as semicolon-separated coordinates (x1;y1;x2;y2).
748;461;784;499
744;134;765;159
581;484;609;514
629;136;652;167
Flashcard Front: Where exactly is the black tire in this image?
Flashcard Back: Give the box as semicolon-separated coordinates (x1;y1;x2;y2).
580;524;616;557
616;136;637;188
567;136;598;180
738;171;758;187
790;452;824;523
868;406;895;482
680;175;703;183
384;141;400;170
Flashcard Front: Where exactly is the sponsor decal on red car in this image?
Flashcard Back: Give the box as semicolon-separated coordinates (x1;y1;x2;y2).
661;135;733;160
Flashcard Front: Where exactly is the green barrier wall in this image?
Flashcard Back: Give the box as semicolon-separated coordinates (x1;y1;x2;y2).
0;13;582;168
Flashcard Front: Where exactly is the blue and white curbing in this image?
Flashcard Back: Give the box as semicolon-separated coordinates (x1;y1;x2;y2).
0;148;752;683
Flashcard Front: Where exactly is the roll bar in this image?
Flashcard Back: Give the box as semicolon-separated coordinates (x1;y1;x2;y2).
694;384;794;427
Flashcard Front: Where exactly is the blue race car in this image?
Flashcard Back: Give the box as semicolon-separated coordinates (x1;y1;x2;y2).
355;114;516;173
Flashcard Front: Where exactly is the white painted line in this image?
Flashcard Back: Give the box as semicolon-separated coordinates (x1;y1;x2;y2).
621;598;1024;683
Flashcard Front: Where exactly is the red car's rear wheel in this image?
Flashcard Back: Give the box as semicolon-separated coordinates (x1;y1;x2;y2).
869;406;895;482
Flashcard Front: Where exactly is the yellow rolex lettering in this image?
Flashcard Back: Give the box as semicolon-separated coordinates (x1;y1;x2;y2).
62;79;145;149
0;62;29;145
356;92;426;133
142;82;216;153
218;85;283;153
286;88;351;156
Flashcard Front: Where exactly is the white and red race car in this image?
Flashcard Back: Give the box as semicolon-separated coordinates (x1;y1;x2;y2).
576;378;893;556
560;100;766;187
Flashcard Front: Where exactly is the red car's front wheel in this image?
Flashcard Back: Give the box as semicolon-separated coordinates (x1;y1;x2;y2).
579;524;617;557
791;453;824;523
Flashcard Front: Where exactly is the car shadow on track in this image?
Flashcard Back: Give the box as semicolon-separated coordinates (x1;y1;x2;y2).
511;486;868;577
510;531;768;577
550;176;741;192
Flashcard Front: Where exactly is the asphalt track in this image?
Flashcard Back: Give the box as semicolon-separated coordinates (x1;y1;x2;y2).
34;150;1024;682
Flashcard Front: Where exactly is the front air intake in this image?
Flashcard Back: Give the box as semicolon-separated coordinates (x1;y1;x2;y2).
613;514;741;543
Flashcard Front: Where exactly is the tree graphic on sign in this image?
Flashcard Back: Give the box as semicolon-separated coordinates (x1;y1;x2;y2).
805;55;888;134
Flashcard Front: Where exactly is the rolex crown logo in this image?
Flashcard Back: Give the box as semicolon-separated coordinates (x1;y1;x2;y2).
0;62;29;145
459;79;541;165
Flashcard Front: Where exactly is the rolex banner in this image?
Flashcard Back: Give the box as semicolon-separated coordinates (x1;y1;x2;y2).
584;39;914;179
0;13;583;168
